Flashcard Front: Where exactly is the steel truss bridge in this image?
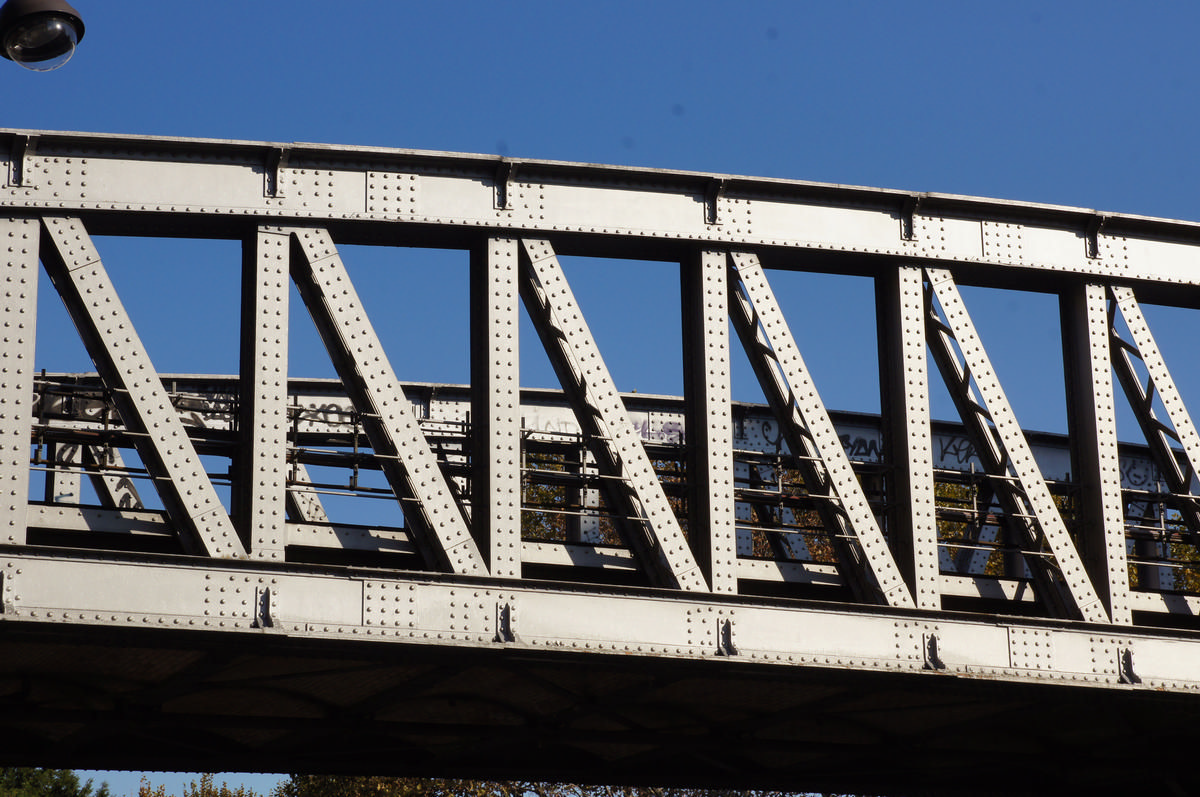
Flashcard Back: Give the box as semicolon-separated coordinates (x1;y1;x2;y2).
4;130;1200;795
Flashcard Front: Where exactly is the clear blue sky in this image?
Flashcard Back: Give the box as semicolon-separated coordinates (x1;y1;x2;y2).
12;0;1200;433
10;1;1200;792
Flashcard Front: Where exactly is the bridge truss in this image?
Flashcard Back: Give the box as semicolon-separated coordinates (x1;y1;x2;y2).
4;130;1200;794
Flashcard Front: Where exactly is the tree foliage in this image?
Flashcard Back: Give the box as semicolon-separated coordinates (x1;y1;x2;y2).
139;774;260;797
0;769;110;797
273;776;530;797
137;774;867;797
270;779;850;797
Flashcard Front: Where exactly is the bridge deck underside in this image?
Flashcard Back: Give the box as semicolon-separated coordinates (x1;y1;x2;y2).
0;622;1190;797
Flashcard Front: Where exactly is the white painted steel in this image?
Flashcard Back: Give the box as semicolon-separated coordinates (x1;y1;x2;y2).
877;266;940;610
684;250;737;593
926;268;1107;623
8;131;1200;707
5;129;1200;290
519;239;706;592
729;252;913;608
240;228;290;561
289;228;486;576
41;218;246;559
471;238;522;578
7;551;1200;692
0;218;37;545
1061;284;1131;624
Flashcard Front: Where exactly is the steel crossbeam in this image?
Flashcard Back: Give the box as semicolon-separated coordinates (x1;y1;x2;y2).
4;129;1200;292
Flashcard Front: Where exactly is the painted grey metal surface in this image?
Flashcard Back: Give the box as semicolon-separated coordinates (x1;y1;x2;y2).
5;129;1200;794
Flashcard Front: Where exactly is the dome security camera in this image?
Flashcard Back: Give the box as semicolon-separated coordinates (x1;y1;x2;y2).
0;0;85;71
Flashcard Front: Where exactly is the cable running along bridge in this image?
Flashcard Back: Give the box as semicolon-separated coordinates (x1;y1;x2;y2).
4;130;1200;795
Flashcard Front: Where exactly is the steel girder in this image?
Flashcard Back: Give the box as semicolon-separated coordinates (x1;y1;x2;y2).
682;250;737;594
1061;284;1132;624
7;131;1200;788
470;238;522;578
237;228;290;562
5;213;1195;617
2;129;1200;293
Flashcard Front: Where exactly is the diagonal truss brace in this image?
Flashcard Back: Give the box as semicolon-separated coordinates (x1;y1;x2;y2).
519;239;707;592
286;461;330;523
728;252;913;608
40;217;246;558
45;441;144;509
1109;286;1200;526
924;267;1107;623
288;227;486;576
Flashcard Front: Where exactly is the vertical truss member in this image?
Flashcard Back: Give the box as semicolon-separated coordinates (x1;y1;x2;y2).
1061;283;1131;624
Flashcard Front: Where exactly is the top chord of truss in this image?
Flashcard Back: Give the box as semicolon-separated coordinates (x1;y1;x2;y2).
4;128;1200;295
